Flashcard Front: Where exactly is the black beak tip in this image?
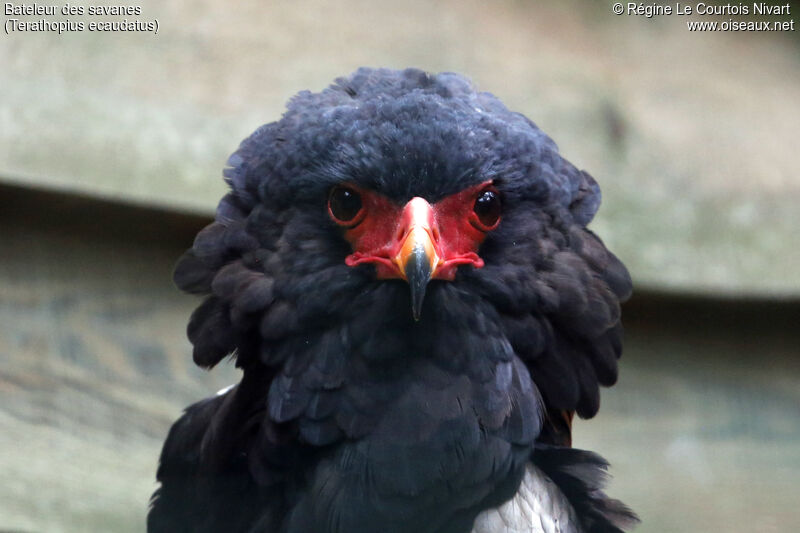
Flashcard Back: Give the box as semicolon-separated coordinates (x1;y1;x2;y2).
405;245;432;321
410;287;426;321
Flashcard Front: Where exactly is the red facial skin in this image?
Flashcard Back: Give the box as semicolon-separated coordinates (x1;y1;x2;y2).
328;181;500;281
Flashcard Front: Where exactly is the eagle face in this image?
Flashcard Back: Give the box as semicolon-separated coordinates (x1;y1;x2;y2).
159;67;634;533
332;180;499;319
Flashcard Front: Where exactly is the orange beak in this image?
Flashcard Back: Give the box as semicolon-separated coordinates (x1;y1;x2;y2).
393;197;441;320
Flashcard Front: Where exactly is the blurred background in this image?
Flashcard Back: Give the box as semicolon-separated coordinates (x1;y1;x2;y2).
1;1;798;531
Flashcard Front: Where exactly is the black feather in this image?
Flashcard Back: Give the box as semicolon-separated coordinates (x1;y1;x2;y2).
150;67;636;533
532;444;640;533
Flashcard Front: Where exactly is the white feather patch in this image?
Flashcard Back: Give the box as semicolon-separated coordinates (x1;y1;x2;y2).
471;463;579;533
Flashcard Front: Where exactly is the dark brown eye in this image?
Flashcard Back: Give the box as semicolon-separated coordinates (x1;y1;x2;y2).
328;185;363;224
473;189;501;229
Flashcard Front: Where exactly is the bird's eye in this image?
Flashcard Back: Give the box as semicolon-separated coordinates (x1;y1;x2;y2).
472;189;501;229
328;185;363;224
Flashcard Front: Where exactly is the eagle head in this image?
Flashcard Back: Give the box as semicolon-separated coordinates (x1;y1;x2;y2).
167;67;633;532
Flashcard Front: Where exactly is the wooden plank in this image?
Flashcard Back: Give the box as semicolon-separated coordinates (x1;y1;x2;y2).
1;0;799;293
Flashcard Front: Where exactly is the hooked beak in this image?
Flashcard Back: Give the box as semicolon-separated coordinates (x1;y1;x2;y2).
344;191;487;321
394;198;441;320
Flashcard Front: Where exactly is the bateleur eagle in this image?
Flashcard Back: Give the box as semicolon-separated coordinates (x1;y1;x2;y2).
148;67;638;533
